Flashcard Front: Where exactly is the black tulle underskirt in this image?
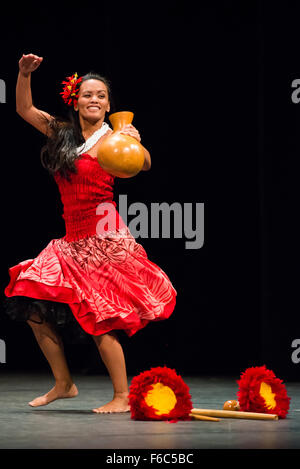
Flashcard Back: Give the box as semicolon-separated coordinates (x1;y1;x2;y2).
2;296;90;344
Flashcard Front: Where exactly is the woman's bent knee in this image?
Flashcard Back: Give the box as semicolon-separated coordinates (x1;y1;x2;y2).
26;314;60;343
93;330;118;347
26;313;44;327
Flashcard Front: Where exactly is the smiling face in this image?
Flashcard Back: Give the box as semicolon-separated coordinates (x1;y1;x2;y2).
75;79;110;124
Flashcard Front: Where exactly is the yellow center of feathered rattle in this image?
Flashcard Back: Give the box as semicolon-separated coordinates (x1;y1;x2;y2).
144;382;177;415
259;381;276;409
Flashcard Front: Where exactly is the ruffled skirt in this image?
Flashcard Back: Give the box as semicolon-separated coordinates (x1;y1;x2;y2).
3;226;176;338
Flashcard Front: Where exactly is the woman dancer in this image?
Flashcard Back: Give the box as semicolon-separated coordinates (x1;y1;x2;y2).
3;54;177;413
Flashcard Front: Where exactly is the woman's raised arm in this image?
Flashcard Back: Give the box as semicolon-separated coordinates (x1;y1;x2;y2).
16;54;53;135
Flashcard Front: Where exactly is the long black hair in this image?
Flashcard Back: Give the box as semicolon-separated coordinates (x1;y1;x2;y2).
40;72;113;182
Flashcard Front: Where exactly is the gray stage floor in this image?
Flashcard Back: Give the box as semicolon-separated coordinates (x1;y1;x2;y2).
0;372;299;449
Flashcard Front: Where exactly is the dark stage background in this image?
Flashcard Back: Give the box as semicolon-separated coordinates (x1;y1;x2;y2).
0;2;299;381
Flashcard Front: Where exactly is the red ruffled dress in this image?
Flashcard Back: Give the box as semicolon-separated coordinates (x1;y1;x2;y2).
3;154;177;337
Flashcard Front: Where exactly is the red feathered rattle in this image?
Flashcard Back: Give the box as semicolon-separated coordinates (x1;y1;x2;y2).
128;366;193;422
237;365;290;419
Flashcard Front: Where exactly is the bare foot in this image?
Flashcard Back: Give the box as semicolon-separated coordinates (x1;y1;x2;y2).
92;392;130;414
28;383;78;407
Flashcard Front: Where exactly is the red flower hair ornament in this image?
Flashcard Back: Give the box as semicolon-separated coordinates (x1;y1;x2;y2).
237;365;290;419
60;72;83;107
128;366;193;422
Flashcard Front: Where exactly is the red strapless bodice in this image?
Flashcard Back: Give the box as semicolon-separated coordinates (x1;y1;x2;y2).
54;154;117;241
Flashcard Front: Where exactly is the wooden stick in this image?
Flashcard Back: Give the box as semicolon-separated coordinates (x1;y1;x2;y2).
189;413;220;422
191;408;278;420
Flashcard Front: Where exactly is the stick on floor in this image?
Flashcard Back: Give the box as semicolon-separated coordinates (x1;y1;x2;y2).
191;408;278;420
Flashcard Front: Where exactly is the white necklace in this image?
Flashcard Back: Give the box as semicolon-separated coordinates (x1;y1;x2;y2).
76;122;111;155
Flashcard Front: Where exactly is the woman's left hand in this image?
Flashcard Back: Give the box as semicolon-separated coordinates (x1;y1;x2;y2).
120;124;141;143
